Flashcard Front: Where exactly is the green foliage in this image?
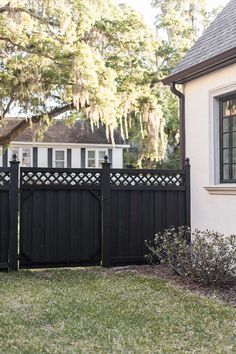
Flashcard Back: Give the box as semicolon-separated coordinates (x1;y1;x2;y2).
152;0;214;73
146;227;236;285
0;1;222;164
0;0;167;161
134;0;221;169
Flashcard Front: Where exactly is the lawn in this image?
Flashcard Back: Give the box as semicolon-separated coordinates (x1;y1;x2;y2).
0;268;235;353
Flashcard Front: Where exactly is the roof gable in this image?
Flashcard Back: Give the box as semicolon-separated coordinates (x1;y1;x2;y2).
163;0;236;84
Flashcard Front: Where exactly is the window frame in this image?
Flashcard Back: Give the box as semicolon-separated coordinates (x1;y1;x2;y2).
21;148;32;167
9;147;32;167
219;94;236;183
53;149;66;168
86;149;107;168
86;149;96;168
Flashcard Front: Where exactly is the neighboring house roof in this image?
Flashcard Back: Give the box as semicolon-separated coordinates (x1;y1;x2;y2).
163;0;236;84
0;119;125;145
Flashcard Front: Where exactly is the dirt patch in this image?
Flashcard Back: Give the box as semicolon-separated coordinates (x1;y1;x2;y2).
112;265;236;307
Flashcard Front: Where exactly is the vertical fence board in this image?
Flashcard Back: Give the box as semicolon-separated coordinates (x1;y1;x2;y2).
0;191;9;264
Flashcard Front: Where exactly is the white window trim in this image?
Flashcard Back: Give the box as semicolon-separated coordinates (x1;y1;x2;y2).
206;82;236;194
53;149;67;168
9;147;32;167
86;149;107;168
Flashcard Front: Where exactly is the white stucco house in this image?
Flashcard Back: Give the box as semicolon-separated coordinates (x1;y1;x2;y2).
163;0;236;235
0;119;128;169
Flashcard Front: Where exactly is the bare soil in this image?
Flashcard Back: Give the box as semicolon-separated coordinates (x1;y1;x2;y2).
112;265;236;307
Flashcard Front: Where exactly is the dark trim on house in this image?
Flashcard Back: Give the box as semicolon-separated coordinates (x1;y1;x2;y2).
33;147;38;167
163;47;236;85
81;148;85;168
48;148;53;168
219;94;236;183
170;83;185;169
2;148;8;167
67;149;72;168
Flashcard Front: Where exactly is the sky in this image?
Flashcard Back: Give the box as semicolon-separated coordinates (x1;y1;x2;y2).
118;0;230;29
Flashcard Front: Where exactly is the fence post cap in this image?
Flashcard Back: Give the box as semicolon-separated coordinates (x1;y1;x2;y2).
10;154;20;164
102;155;111;166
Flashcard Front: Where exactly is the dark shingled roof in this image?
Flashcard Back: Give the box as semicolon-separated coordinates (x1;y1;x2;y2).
163;0;236;84
0;119;125;145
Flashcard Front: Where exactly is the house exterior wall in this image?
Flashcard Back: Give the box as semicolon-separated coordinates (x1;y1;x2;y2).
184;63;236;235
0;143;125;169
37;147;47;167
112;148;123;168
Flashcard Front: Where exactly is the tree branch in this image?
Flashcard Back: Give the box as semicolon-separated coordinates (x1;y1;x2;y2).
0;36;56;61
0;5;57;26
0;104;72;146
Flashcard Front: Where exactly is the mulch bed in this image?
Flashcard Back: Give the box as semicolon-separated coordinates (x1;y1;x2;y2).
112;265;236;307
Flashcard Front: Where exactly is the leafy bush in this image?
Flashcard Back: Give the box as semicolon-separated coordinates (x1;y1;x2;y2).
146;227;236;285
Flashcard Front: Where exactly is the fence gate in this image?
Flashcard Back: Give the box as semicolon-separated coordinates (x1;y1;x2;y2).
0;156;190;271
19;168;101;268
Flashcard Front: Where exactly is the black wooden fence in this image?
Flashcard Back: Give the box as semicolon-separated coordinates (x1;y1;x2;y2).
0;160;19;271
103;160;190;266
0;156;190;270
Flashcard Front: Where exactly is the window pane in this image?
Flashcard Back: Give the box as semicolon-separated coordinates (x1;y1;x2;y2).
223;133;230;148
55;151;64;160
223;149;230;163
232;132;236;147
233;149;236;163
232;116;236;131
223;118;229;132
223;101;230;116
88;160;95;168
22;148;31;167
223;165;230;180
88;151;95;159
55;161;64;168
223;99;236;116
233;165;236;179
99;151;105;160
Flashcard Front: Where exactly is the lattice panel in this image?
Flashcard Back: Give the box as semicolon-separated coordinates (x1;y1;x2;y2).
0;170;10;186
110;171;185;187
21;169;101;186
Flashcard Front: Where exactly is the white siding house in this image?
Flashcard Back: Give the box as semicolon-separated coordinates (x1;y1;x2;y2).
0;120;128;169
163;0;236;235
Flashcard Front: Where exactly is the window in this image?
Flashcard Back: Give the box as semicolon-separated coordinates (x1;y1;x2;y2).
10;147;31;167
22;148;31;167
54;150;65;168
98;151;106;167
87;150;107;168
220;95;236;182
87;150;96;168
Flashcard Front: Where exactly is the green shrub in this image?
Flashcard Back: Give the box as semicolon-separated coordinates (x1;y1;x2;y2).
146;227;236;285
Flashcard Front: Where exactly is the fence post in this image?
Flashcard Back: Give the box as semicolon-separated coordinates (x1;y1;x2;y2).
185;158;191;229
101;155;111;267
9;154;20;271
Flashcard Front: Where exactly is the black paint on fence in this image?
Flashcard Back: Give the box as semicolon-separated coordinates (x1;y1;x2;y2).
0;156;190;270
0;157;19;271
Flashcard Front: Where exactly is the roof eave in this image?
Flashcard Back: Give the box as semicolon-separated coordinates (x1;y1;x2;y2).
163;47;236;85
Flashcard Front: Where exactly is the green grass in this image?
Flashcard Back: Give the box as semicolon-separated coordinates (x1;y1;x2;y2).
0;268;235;353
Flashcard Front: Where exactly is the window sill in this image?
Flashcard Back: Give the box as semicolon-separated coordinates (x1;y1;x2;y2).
204;185;236;195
